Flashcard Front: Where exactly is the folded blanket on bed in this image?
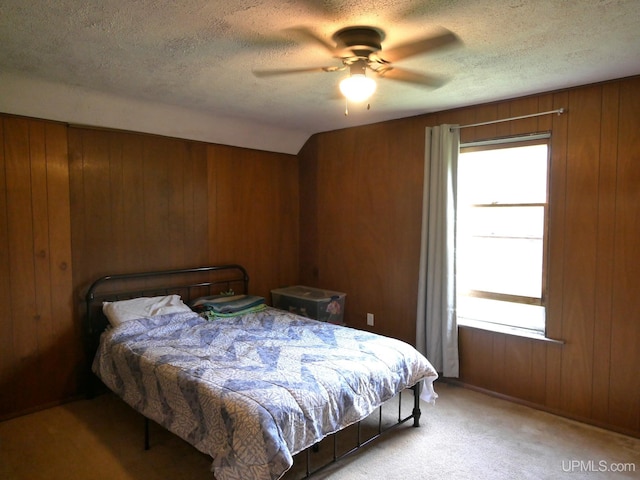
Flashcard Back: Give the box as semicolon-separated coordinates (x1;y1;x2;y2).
189;294;265;314
199;303;266;320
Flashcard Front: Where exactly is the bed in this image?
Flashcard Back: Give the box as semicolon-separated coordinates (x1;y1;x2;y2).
85;265;439;480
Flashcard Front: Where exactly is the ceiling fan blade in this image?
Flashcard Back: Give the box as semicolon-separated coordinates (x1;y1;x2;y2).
253;65;343;77
376;29;461;63
284;26;340;56
374;66;448;88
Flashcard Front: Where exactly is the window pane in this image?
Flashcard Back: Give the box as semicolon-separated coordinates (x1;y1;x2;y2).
463;206;544;238
457;236;543;297
458;144;548;205
457;205;544;298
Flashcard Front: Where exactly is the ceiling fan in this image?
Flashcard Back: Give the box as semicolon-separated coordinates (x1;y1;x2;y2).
253;25;461;109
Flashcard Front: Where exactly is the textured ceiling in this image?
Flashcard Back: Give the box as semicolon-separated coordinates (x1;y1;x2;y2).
1;0;639;154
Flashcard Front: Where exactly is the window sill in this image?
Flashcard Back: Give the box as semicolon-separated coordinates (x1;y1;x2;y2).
458;318;564;344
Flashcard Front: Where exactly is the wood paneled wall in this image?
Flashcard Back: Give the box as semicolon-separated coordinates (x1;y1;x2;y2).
1;121;299;420
0;116;75;418
299;76;640;437
68;129;299;302
68;128;211;290
298;119;426;343
207;144;300;297
68;128;300;332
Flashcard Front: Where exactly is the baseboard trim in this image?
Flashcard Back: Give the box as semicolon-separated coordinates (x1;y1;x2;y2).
441;378;640;440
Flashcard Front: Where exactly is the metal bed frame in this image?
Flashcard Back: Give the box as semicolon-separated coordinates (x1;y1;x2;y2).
300;383;422;478
84;264;423;479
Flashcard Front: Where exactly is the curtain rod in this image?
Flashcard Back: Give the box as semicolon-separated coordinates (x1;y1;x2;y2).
451;108;565;130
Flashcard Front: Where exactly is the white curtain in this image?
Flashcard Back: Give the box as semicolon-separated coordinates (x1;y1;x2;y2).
416;125;460;378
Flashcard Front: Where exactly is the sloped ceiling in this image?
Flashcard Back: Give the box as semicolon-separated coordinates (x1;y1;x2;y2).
1;0;639;154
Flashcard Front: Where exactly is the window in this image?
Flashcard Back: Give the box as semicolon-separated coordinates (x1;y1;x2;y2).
456;134;550;335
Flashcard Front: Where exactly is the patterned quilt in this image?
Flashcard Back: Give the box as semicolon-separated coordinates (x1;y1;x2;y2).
93;307;438;480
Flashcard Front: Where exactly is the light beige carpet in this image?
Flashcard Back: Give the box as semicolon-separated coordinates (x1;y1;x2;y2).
0;382;638;479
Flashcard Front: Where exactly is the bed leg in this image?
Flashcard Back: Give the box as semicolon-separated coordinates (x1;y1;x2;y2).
144;417;150;450
412;383;422;427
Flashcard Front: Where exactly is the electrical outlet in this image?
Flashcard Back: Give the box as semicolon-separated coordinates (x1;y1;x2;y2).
367;313;374;326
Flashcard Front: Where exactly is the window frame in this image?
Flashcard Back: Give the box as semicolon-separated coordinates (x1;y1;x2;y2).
456;133;551;336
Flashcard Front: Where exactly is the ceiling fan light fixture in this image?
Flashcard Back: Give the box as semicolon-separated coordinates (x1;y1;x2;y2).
339;74;377;103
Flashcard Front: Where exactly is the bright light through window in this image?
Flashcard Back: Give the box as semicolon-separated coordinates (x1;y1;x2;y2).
456;137;550;334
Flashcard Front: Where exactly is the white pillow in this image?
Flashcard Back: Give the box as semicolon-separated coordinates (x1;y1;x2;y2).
103;294;191;327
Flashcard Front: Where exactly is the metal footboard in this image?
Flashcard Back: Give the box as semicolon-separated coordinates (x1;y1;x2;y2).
301;382;422;478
